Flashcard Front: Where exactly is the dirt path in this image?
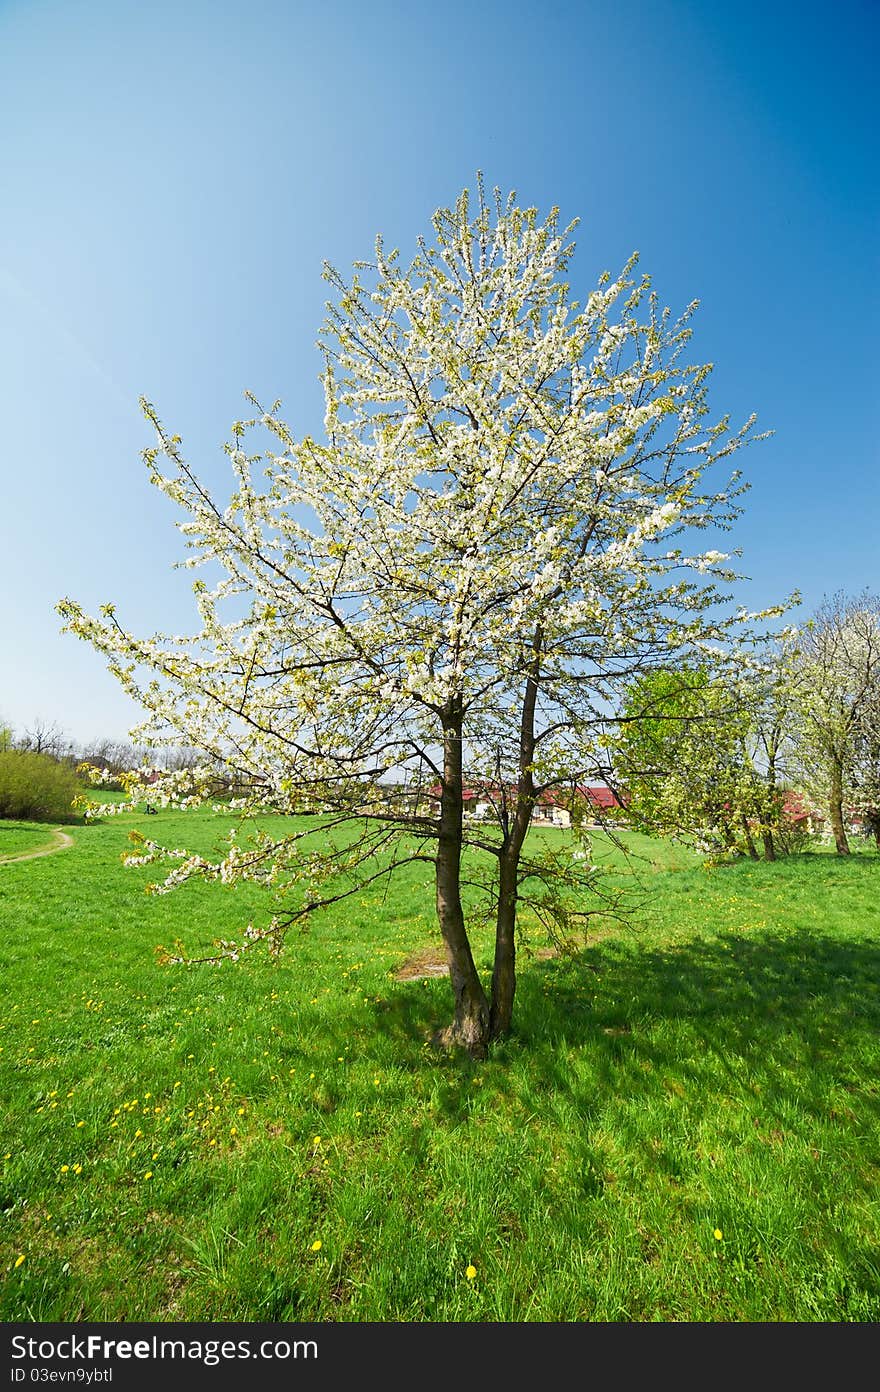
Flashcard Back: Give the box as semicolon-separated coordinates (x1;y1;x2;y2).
0;829;75;865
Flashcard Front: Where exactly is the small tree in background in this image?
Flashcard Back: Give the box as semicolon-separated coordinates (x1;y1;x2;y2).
743;648;804;860
789;592;880;855
59;180;784;1052
613;665;794;859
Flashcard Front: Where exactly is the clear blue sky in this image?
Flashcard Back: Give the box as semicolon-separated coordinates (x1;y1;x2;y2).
1;0;877;744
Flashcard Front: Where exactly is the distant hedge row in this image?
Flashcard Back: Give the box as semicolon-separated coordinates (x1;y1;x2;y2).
0;751;79;823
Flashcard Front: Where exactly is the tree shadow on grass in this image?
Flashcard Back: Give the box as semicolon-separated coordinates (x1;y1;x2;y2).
359;928;880;1318
365;928;880;1133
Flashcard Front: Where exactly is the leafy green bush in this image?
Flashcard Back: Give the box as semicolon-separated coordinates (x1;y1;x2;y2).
0;750;79;822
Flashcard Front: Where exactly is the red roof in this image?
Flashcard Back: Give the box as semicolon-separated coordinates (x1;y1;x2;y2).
580;785;622;809
427;783;623;809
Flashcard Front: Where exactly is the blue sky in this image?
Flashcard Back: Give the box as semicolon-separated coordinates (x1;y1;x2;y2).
1;0;877;744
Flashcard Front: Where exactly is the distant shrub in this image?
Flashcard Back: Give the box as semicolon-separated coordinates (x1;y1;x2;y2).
0;751;80;822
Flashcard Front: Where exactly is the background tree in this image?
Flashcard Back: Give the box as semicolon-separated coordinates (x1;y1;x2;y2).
739;646;805;860
17;719;75;765
789;592;880;855
78;737;153;788
848;668;880;849
615;651;807;857
59;181;782;1053
613;665;792;859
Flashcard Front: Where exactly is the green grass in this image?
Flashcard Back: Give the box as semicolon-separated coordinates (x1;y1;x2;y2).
1;806;878;1321
0;821;64;859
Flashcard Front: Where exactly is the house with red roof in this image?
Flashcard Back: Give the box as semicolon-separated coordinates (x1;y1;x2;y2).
781;792;825;834
425;782;624;828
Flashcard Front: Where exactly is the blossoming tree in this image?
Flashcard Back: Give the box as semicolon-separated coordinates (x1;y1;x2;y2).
59;181;780;1053
789;592;880;854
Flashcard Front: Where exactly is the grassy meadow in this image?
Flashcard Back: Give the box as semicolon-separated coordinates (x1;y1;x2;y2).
1;803;879;1321
0;822;69;860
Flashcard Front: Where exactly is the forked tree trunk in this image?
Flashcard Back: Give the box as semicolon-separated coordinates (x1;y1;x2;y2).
435;709;490;1054
829;762;851;856
489;627;541;1041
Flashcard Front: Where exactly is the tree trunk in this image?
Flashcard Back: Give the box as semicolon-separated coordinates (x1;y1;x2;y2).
762;748;778;861
489;627;541;1040
435;708;490;1053
490;854;518;1039
828;761;851;855
740;816;760;860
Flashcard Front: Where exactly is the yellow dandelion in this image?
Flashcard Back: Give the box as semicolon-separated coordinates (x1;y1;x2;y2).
134;1129;143;1138
144;1171;153;1179
60;1165;69;1174
14;1254;25;1269
713;1228;723;1241
310;1239;322;1252
313;1135;321;1145
466;1264;477;1280
72;1164;82;1175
